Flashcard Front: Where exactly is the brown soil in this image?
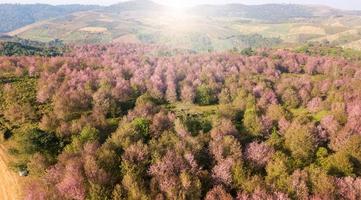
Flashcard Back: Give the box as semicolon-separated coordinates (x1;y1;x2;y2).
0;145;22;200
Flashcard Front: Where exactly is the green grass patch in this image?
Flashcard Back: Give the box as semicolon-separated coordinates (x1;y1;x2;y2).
312;110;330;122
165;102;219;116
290;107;330;122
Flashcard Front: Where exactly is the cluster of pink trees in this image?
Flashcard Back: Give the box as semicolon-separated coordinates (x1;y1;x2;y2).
1;43;361;199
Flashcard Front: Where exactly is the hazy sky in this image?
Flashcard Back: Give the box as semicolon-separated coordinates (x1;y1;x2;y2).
0;0;360;10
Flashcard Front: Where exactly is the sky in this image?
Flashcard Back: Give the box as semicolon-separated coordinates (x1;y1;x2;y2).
0;0;360;10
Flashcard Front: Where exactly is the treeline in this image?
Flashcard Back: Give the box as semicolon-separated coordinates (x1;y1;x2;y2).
228;34;282;50
0;43;361;199
296;42;361;61
0;41;66;57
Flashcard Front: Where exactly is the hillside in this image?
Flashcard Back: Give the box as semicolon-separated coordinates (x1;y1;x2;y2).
0;4;99;33
4;0;361;52
0;35;65;56
0;41;64;57
189;4;333;21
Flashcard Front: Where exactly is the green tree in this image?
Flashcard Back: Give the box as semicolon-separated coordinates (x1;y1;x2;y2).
121;142;150;200
321;151;354;176
88;183;111;200
284;122;316;165
112;184;125;200
240;47;255;56
307;166;336;199
65;126;99;153
15;125;59;156
265;152;291;192
195;84;217;105
111;118;150;149
243;107;263;136
281;88;300;109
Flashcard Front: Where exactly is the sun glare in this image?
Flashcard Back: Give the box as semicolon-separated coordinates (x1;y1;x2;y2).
166;1;189;18
157;1;194;32
168;1;189;11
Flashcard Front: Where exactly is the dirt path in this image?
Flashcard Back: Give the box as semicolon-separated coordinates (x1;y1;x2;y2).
0;145;22;200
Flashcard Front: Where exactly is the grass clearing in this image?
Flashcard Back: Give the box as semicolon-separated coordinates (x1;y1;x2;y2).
290;26;326;35
165;102;220;116
79;27;108;33
313;110;329;122
290;107;330;122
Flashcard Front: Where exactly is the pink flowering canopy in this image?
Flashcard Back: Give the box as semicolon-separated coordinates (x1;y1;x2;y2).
2;43;361;200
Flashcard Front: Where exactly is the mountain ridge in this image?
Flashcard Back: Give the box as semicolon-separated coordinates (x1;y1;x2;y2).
0;4;100;33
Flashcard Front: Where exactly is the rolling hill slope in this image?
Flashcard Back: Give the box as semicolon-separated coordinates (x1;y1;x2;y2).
5;0;361;51
0;4;100;33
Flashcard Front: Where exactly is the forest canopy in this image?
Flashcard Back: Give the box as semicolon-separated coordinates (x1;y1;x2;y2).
1;43;361;200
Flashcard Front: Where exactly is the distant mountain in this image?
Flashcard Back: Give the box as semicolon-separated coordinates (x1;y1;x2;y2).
0;4;100;33
104;0;164;13
188;4;343;21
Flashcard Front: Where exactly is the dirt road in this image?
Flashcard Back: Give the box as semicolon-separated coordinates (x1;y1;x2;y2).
0;145;21;200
